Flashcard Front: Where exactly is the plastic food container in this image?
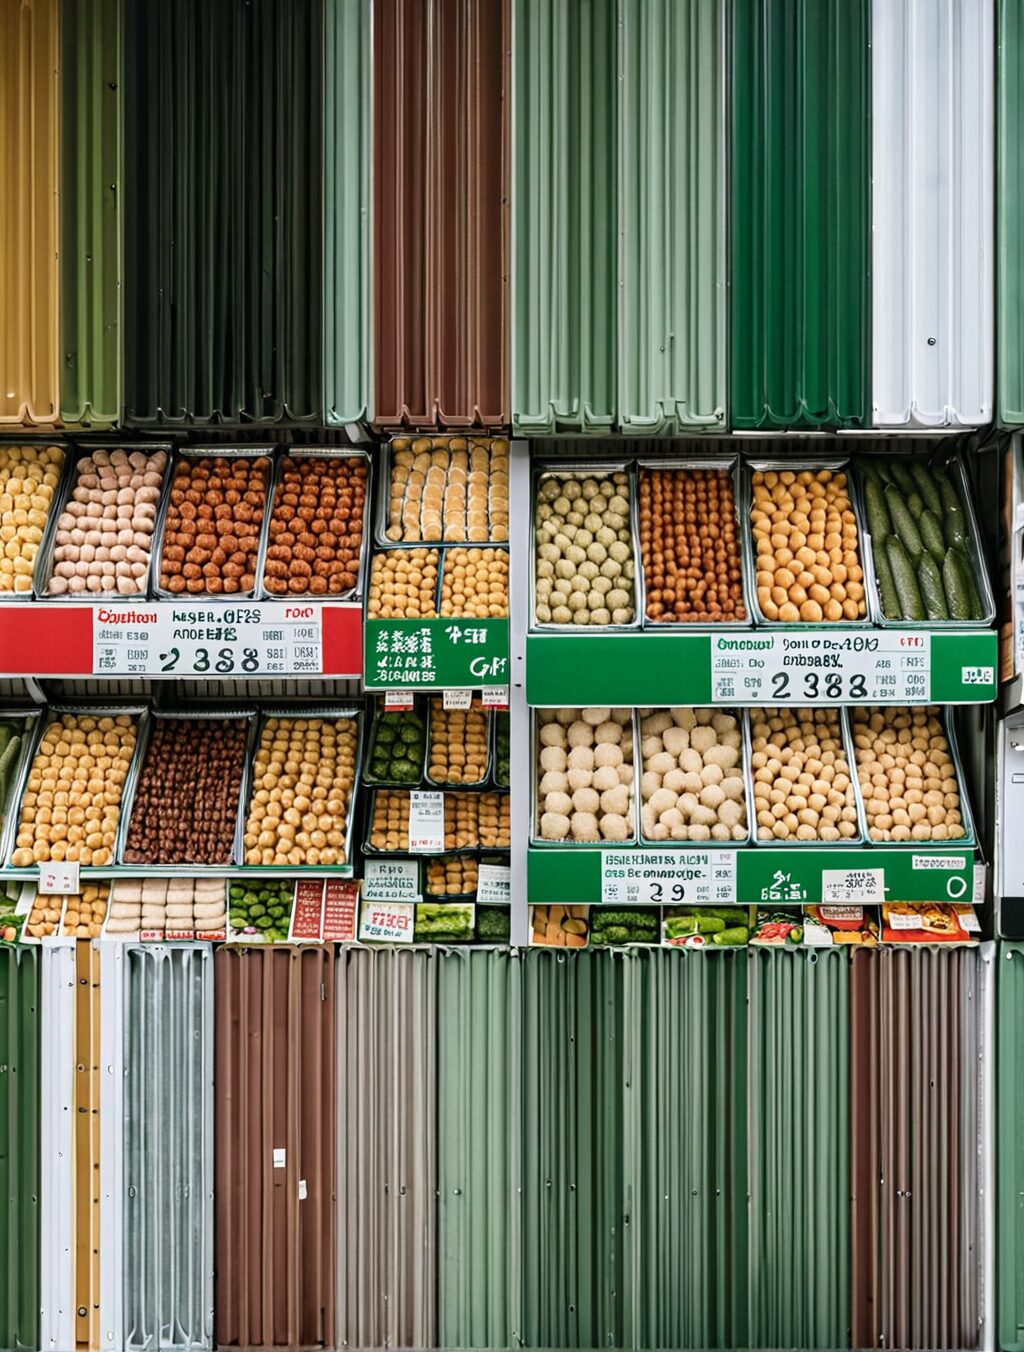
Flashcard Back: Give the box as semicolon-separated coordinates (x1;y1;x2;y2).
636;707;753;847
531;708;639;847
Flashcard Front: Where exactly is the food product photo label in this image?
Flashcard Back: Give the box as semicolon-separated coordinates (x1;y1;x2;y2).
821;868;885;904
38;861;80;894
363;859;421;903
408;791;445;852
358;902;415;943
601;851;737;907
477;863;511;903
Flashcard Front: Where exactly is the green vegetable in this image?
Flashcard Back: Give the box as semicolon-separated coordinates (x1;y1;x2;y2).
885;484;923;559
863;475;893;542
230;880;296;940
664;915;698;939
918;509;946;565
494;712;510;787
934;468;970;549
910;460;943;515
906;492;924;520
0;732;20;812
943;547;982;621
367;705;426;784
476;907;510;941
886;536;925;620
712;927;750;946
889;460;917;497
916;553;949;620
872;536;901;619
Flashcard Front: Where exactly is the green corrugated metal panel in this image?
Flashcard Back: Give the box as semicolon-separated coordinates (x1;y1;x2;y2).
513;0;726;435
0;947;40;1352
59;0;121;427
437;950;521;1349
730;0;870;429
998;944;1024;1350
998;0;1024;426
618;0;727;433
324;0;371;426
123;0;323;425
748;949;849;1350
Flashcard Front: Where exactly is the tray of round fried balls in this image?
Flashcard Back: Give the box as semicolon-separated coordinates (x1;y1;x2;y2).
426;855;479;897
852;706;967;842
366;548;439;619
750;468;865;623
45;448;168;596
440;547;509;618
10;712;138;867
62;882;111;938
158;454;270;596
0;444;64;594
750;707;860;842
263;453;368;596
639;467;746;623
534;472;636;627
386;435;509;543
640;708;748;842
123;717;250;865
536;707;635;843
427;697;490;785
242;716;359;866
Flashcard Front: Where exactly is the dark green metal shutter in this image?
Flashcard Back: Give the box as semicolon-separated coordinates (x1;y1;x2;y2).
998;945;1024;1349
998;0;1024;427
0;947;40;1352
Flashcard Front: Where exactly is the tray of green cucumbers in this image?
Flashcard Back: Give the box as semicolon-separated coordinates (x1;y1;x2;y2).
856;454;994;625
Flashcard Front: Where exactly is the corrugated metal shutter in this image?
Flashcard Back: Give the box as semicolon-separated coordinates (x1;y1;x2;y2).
512;0;725;435
997;0;1024;427
324;0;371;427
998;944;1024;1349
122;945;214;1352
0;946;41;1352
872;0;994;428
215;946;336;1350
0;0;60;426
337;947;437;1350
748;949;849;1349
730;0;869;429
74;941;101;1350
851;946;986;1351
123;0;323;425
40;943;76;1352
60;0;121;427
373;0;509;429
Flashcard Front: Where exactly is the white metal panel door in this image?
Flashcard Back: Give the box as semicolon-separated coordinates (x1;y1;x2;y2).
872;0;994;428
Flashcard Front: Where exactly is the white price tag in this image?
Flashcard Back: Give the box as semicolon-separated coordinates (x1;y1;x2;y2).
601;851;736;907
710;631;933;704
442;689;473;710
973;863;987;904
958;906;982;933
477;863;511;903
92;603;322;676
482;686;509;709
385;689;415;710
889;909;923;930
363;859;421;904
273;1148;286;1169
821;868;884;904
358;901;415;943
38;861;80;895
911;854;965;870
408;791;445;852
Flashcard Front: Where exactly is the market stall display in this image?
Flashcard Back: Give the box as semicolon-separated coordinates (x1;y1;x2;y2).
533;467;636;627
262;450;369;598
639;707;749;843
590;908;659;945
851;706;970;842
228;879;296;941
425;855;479;898
102;877;228;937
663;906;753;946
0;444;64;595
381;435;509;544
750;707;860;842
414;902;474;942
366;789;510;853
531;904;589;947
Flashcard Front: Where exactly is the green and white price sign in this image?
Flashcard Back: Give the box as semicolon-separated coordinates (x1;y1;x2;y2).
365;618;509;689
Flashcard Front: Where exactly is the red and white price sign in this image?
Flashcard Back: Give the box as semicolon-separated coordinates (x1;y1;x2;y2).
92;603;322;676
358;902;415;944
482;686;509;709
323;880;359;942
408;791;445;852
384;689;415;711
38;861;80;895
289;880;326;941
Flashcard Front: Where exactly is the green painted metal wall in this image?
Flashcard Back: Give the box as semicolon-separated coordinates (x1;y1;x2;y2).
998;0;1024;427
998;945;1024;1350
730;0;870;429
123;0;323;425
60;0;121;427
0;948;40;1352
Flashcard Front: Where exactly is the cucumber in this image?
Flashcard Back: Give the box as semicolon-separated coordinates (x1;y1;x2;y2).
872;534;902;618
886;536;926;620
916;553;949;620
884;484;924;559
906;492;925;520
910;460;943;515
933;467;970;549
0;734;20;808
712;927;750;946
889;460;917;497
942;547;976;620
918;509;947;565
863;475;893;542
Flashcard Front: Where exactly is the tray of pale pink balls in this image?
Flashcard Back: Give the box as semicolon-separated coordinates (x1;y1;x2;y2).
533;708;637;845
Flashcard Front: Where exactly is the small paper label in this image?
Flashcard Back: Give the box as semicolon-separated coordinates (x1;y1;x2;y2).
363;859;421;903
476;863;511;904
385;689;415;710
961;665;994;686
818;905;865;922
889;910;924;930
442;689;473;710
957;906;982;933
38;862;80;895
973;862;987;904
358;902;415;943
273;1148;286;1169
139;930;163;943
911;855;966;870
482;686;509;709
802;922;835;947
298;1179;307;1200
408;791;445;852
821;868;883;904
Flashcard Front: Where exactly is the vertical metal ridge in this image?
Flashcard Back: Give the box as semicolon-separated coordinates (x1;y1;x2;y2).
215;945;335;1350
0;0;60;425
74;941;102;1350
0;945;41;1352
997;944;1024;1347
40;941;76;1351
997;0;1024;426
872;0;995;428
336;946;438;1349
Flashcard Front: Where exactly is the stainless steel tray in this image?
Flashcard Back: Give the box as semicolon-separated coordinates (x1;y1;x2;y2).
424;695;492;789
490;709;510;789
636;706;754;847
0;441;71;602
374;435;511;550
748;706;866;847
362;695;428;788
364;544;443;622
0;708;44;865
530;707;640;847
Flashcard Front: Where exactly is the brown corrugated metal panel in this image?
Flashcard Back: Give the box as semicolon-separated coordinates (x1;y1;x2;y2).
373;0;510;428
0;0;60;425
850;947;983;1351
336;948;437;1349
215;946;337;1351
74;941;100;1349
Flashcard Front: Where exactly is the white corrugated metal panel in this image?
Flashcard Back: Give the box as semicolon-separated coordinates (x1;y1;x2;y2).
872;0;994;428
39;941;76;1352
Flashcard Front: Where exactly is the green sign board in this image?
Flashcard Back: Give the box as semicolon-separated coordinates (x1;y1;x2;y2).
528;846;977;907
526;628;998;706
365;618;509;689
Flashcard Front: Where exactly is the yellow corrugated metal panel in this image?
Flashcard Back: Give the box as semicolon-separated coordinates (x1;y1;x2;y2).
0;0;60;425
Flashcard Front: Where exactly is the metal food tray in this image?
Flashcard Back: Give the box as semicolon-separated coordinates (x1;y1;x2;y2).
374;435;511;550
848;705;977;850
115;705;260;867
436;543;511;620
748;706;866;847
855;451;996;629
636;706;754;848
32;442;174;601
0;441;71;603
740;457;872;628
239;705;364;871
150;446;278;602
530;708;640;847
424;695;492;789
362;788;489;857
362;696;429;789
422;853;480;901
490;709;510;789
530;461;641;632
4;702;150;868
257;445;374;603
635;457;755;630
0;708;44;865
364;543;443;621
